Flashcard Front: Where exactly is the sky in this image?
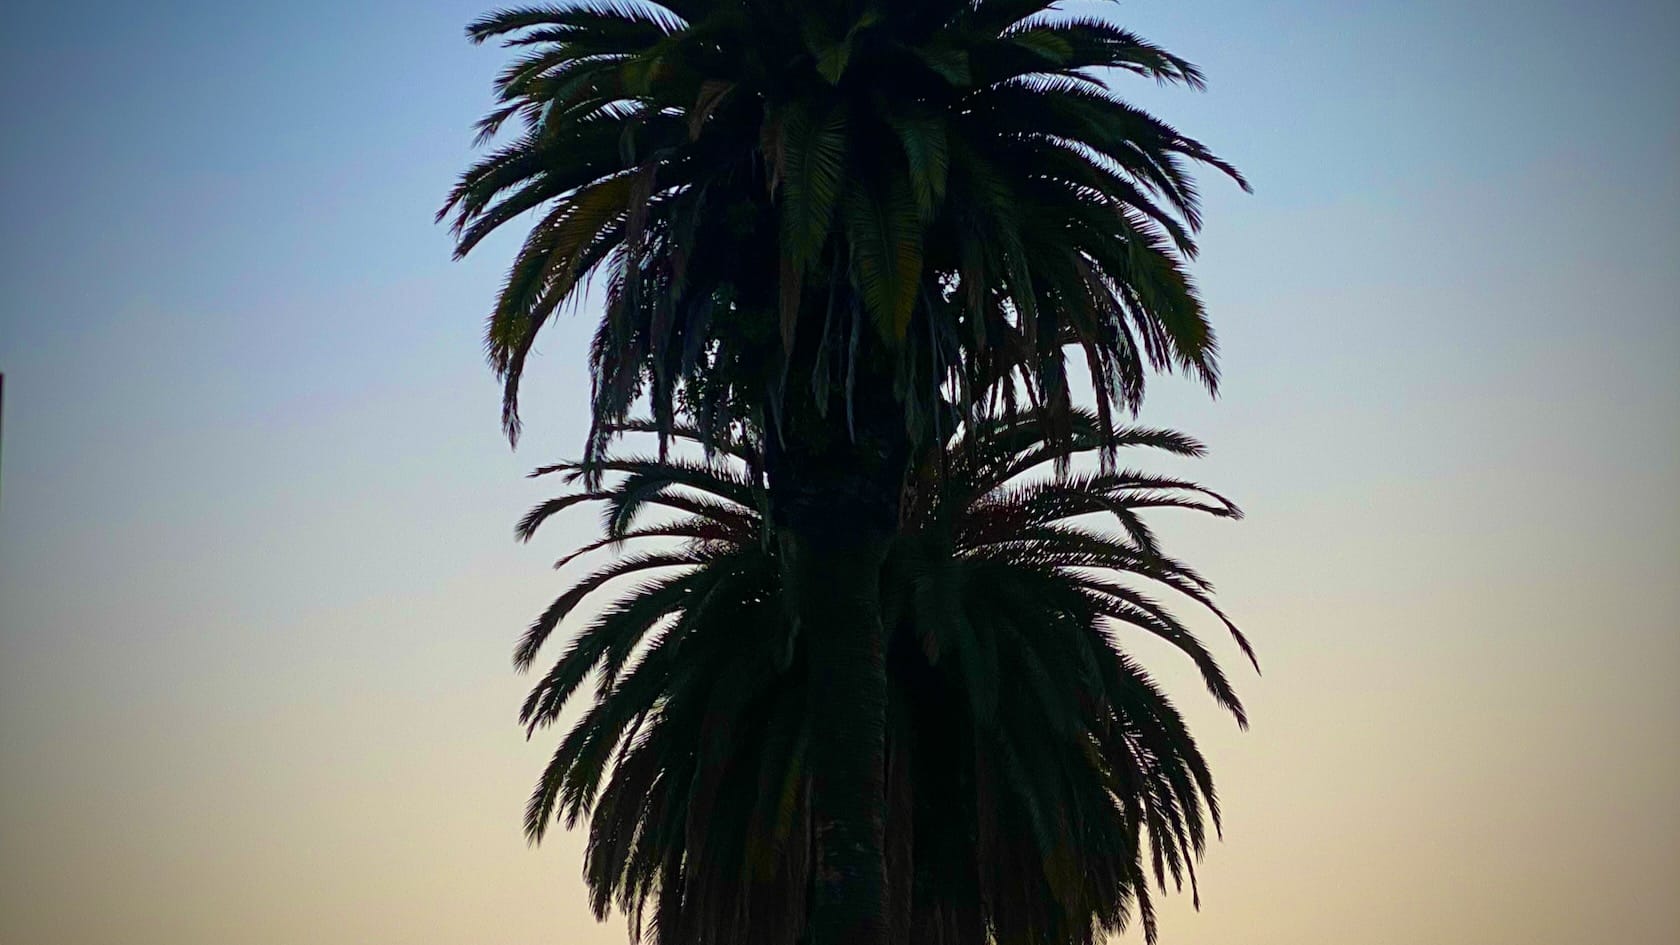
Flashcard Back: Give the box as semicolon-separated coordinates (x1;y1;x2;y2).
0;1;1676;943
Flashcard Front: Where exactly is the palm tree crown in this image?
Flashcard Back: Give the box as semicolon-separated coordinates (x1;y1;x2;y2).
443;0;1248;457
514;411;1256;944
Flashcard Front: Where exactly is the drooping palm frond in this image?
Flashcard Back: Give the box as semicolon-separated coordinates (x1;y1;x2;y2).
516;410;1253;944
446;0;1248;457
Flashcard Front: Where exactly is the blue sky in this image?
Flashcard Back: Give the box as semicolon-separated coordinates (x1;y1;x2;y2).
2;2;1676;942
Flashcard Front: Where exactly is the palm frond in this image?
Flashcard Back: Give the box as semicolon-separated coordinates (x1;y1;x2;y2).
448;0;1245;461
511;411;1253;942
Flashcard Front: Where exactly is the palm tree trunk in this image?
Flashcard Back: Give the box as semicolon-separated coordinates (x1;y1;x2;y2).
767;399;907;945
782;521;891;945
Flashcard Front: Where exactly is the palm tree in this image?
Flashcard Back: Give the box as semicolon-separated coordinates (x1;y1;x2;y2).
444;3;1246;937
514;411;1254;944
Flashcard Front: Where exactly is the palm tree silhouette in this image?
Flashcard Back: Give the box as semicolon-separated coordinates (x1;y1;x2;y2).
515;410;1254;944
445;3;1245;937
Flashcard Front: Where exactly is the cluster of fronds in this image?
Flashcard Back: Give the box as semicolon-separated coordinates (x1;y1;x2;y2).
514;410;1254;944
442;0;1248;459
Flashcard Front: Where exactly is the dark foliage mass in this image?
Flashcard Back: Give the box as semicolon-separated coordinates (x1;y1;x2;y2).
442;0;1248;461
446;3;1253;941
515;412;1255;944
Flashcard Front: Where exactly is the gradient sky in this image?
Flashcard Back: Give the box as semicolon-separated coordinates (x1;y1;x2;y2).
2;2;1676;943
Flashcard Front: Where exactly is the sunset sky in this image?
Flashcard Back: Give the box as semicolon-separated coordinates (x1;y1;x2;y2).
2;2;1676;943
